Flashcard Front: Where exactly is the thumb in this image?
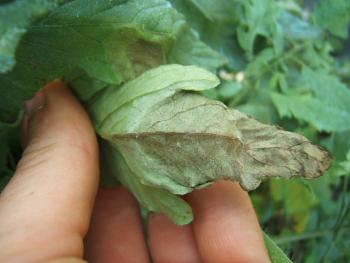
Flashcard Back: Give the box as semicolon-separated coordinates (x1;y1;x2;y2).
0;81;99;263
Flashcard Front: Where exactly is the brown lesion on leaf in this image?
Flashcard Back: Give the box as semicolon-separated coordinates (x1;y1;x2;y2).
128;39;166;76
110;117;332;190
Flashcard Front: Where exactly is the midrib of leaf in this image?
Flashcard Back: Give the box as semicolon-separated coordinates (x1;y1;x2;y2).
108;131;243;142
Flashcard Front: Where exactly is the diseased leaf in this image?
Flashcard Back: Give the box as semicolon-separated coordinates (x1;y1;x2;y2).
80;65;331;223
85;64;220;129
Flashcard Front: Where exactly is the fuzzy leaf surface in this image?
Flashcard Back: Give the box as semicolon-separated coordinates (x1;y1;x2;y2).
86;65;331;224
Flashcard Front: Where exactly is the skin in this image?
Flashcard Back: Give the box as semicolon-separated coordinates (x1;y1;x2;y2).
0;81;270;263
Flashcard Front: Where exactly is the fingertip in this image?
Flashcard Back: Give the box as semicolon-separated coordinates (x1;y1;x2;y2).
187;181;270;263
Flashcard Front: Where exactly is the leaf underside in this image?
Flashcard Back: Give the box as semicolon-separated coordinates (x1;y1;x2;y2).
85;65;332;224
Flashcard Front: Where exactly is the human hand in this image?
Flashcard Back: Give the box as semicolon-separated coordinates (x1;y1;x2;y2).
0;81;270;263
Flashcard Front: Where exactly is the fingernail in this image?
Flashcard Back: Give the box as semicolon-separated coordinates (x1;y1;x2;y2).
24;90;46;118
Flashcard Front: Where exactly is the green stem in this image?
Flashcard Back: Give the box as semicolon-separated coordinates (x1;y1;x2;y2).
248;42;306;80
273;224;350;245
322;176;350;263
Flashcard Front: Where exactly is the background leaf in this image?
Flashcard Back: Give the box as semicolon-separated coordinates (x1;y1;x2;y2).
264;232;293;263
0;0;224;123
312;0;350;39
0;0;62;73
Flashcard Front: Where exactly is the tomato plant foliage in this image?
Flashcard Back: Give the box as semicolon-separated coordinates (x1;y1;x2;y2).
1;0;350;262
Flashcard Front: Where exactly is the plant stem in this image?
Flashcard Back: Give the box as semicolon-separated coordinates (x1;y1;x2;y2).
322;176;350;263
273;224;350;245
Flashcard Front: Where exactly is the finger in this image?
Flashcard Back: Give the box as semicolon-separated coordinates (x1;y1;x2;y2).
46;258;88;263
187;181;270;263
84;187;150;263
0;81;99;263
148;214;201;263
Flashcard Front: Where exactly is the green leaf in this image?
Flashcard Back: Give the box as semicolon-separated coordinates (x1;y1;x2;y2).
0;0;62;73
168;27;227;71
279;11;321;41
270;178;318;232
170;0;247;70
233;87;279;123
216;81;243;101
0;0;224;123
237;0;283;57
301;67;350;113
245;48;276;77
271;93;350;132
236;103;275;123
88;65;331;214
340;150;350;176
271;68;350;132
307;171;341;216
101;140;193;225
264;232;293;263
184;0;239;24
85;64;220;129
312;0;350;39
322;131;350;160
